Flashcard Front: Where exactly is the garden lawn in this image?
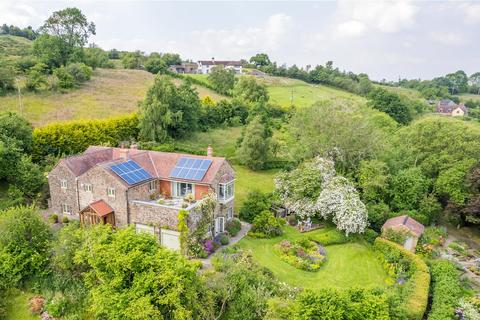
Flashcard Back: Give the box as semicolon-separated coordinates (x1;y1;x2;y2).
236;226;388;290
5;289;37;320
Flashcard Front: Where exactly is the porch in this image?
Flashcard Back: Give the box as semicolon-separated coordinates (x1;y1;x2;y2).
79;200;115;226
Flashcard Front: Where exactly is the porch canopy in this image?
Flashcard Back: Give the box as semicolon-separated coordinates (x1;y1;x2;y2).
80;199;115;226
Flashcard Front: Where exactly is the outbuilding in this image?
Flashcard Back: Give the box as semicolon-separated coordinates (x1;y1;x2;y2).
382;215;425;252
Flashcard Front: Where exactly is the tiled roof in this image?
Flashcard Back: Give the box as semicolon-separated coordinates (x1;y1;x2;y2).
62;146;227;186
84;199;114;217
436;100;468;114
382;215;425;237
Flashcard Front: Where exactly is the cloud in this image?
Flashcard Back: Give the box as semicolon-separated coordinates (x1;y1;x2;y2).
429;31;467;46
335;1;419;37
187;13;293;58
459;2;480;24
0;2;42;26
336;20;366;37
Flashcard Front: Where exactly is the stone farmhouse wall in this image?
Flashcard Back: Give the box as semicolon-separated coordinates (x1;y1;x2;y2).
48;162;80;219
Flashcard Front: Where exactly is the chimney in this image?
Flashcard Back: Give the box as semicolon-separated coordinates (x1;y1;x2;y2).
207;145;213;157
119;149;129;160
211;57;215;64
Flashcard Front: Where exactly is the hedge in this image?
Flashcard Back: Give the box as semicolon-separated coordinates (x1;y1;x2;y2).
32;114;139;161
374;237;430;320
427;260;462;320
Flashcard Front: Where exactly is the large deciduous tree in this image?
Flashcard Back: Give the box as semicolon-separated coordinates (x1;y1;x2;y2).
236;116;273;170
233;77;269;104
367;88;412;124
208;65;236;95
138;75;200;142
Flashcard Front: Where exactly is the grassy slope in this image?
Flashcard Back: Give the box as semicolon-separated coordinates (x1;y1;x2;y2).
236;226;388;289
0;35;31;57
376;84;425;100
0;68;225;127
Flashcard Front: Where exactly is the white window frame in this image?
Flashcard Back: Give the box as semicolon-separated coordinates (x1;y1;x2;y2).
227;207;234;220
107;187;116;198
62;203;72;215
148;180;157;192
215;217;225;234
83;183;93;192
218;181;234;202
60;179;68;189
172;182;194;198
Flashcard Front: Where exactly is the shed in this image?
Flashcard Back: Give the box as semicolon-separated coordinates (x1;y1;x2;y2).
382;215;425;252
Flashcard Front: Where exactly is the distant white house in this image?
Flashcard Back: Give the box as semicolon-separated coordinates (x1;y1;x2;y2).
197;58;243;74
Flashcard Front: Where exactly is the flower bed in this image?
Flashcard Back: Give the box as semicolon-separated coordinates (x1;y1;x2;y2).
274;239;326;271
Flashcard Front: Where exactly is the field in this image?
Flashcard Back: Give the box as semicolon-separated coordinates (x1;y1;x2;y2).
0;68;224;127
185;73;367;109
236;225;388;289
376;84;425;100
458;93;480;102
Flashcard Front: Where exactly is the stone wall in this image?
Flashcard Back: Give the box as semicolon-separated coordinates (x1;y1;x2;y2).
78;166;129;226
130;201;180;230
211;160;236;218
48;161;79;220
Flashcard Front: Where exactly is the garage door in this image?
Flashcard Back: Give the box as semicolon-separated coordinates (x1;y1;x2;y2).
135;223;155;236
160;229;181;251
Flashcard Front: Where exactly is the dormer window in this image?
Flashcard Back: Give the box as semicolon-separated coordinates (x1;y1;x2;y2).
219;181;234;202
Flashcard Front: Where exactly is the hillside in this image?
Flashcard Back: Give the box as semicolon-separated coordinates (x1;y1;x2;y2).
0;68;224;126
187;73;367;109
0;35;32;57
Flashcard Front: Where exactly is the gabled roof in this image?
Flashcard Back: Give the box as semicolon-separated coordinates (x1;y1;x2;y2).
382;215;425;237
81;199;114;217
436;100;468;114
57;146;228;186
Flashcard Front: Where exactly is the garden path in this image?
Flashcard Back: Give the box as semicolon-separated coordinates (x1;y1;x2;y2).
198;221;251;269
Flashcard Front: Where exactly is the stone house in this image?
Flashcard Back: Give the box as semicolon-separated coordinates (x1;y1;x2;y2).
168;62;198;74
382;215;425;252
436;99;468;116
48;145;235;250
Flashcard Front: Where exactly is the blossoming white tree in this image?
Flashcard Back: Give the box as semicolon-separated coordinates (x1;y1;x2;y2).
317;176;368;235
275;156;368;235
275;157;335;220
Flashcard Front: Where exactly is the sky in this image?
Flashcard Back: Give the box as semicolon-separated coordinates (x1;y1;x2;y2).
1;0;479;81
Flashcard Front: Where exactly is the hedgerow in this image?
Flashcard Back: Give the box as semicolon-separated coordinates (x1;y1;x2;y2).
32;114;139;160
427;260;462;320
374;237;430;320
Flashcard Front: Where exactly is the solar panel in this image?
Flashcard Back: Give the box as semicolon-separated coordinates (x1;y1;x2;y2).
170;157;212;181
110;160;153;185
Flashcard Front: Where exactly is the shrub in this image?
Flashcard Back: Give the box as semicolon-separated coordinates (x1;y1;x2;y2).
239;190;271;222
363;228;379;244
382;228;411;245
66;63;92;83
428;260;462;320
274;239;326;271
49;214;59;223
219;234;230;246
226;218;241;237
250;211;283;238
61;216;69;224
54;66;75;89
374;237;430;320
32;114;138;160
